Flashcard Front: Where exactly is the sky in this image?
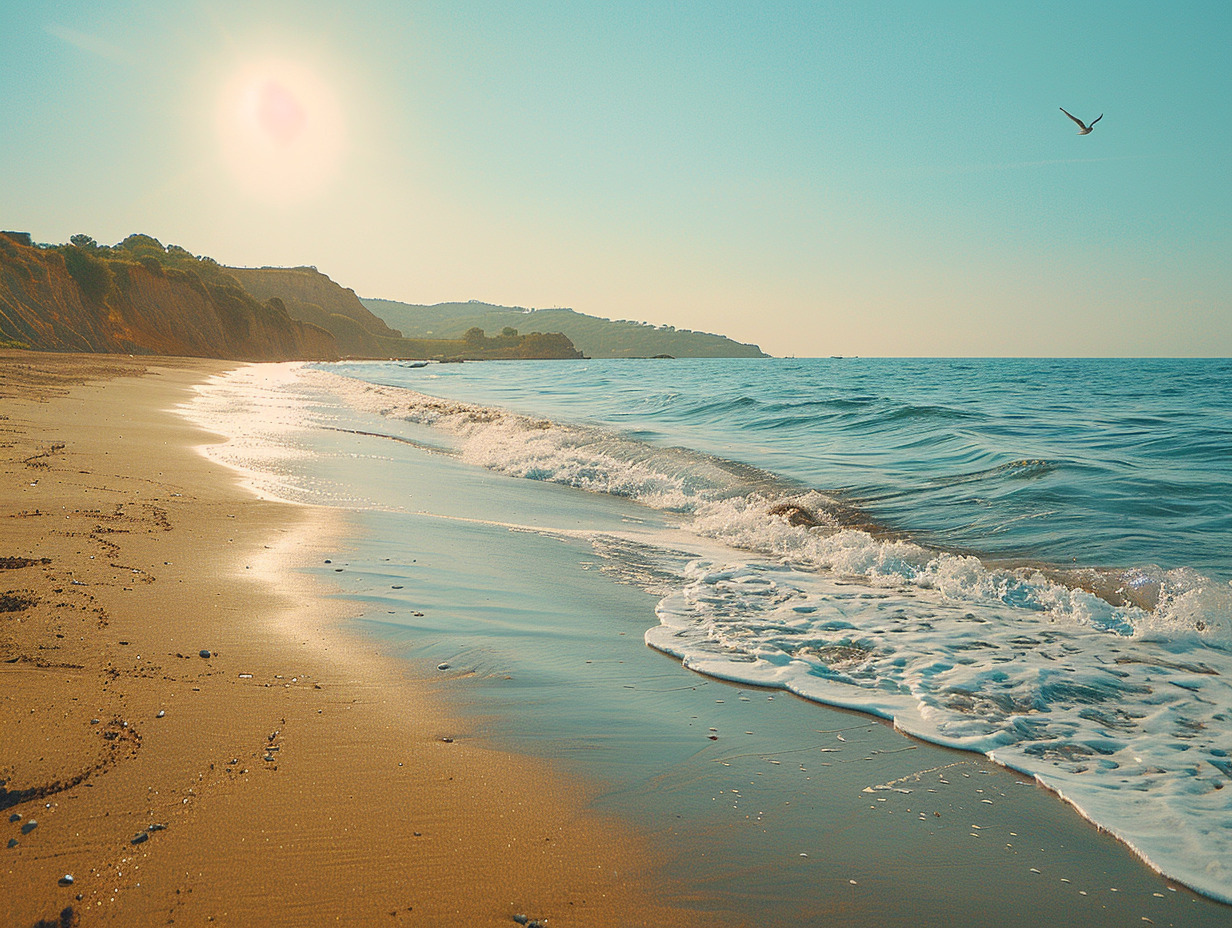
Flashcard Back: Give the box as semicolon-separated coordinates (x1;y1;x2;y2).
2;1;1229;357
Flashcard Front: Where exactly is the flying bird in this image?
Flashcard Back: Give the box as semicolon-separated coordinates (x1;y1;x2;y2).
1060;107;1103;134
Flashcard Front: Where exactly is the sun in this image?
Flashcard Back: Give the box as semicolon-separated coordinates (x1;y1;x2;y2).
216;60;345;203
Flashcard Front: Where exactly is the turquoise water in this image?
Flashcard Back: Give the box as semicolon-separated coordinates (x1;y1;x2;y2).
188;358;1232;907
336;357;1232;579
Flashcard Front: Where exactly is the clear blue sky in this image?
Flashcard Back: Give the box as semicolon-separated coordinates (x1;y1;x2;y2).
3;1;1229;356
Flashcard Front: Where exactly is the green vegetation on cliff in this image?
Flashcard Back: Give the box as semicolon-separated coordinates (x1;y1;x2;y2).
0;232;337;360
363;299;768;359
0;233;585;361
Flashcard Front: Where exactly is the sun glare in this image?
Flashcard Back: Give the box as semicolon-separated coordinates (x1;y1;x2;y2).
217;60;344;203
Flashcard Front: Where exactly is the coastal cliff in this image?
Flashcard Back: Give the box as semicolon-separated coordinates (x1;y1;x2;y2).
0;233;338;361
226;265;401;357
0;233;586;361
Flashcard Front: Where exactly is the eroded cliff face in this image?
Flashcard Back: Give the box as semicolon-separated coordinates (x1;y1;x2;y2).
227;266;401;351
0;235;338;361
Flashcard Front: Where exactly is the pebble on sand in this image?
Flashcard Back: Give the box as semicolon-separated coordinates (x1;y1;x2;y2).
132;831;149;845
199;649;212;659
437;662;450;671
59;874;73;886
156;709;165;718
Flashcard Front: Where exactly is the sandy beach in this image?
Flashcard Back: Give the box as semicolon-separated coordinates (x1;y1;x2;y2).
0;351;703;927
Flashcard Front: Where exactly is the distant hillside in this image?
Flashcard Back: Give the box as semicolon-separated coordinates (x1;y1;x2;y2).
226;267;581;360
393;328;582;361
362;299;769;359
0;232;337;361
227;266;401;357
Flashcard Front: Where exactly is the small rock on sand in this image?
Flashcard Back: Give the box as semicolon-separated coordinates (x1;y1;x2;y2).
59;874;74;886
199;649;212;659
131;831;149;845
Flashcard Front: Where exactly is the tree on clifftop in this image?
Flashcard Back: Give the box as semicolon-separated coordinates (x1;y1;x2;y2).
60;244;114;304
119;234;165;258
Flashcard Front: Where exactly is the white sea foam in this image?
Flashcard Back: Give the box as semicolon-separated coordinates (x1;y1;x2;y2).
194;365;1232;902
646;560;1232;901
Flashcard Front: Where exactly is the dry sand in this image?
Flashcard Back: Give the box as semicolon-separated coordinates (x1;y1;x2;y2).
0;351;705;927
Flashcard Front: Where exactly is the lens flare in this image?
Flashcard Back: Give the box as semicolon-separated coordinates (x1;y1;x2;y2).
254;79;306;145
217;60;344;203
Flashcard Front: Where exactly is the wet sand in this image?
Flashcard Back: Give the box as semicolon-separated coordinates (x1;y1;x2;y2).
0;351;703;927
312;485;1232;928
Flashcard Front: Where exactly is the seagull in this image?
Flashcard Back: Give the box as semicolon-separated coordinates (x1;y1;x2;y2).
1060;107;1103;135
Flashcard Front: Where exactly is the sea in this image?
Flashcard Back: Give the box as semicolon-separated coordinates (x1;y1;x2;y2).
185;357;1232;912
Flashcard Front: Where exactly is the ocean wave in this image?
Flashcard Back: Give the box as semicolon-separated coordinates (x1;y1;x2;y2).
926;459;1060;486
880;402;977;422
311;368;1228;646
308;364;1232;901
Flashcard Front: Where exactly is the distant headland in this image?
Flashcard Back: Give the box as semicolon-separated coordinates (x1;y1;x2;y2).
364;299;769;360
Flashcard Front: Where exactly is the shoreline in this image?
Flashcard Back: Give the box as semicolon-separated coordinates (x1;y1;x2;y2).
6;352;1230;927
0;351;704;927
321;502;1232;928
254;359;1232;927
